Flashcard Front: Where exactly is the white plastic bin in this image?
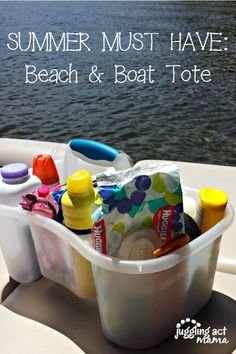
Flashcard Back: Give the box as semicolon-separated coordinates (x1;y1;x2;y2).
25;187;233;349
0;205;40;283
28;215;96;298
0;139;132;285
0;164;41;283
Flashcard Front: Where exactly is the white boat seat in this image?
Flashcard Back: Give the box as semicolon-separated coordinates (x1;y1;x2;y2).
0;248;11;302
0;305;84;354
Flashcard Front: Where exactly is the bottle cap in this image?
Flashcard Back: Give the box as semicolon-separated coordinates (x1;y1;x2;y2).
200;188;228;210
67;170;93;196
1;163;29;183
38;184;50;198
33;154;59;186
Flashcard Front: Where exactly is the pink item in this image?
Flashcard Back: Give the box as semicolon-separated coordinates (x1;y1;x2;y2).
31;202;55;218
38;185;50;198
20;188;59;219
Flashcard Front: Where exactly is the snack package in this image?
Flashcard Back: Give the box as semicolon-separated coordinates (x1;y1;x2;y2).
92;163;185;259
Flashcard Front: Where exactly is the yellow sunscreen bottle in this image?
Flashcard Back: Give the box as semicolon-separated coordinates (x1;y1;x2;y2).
197;188;228;234
62;170;95;233
61;170;96;298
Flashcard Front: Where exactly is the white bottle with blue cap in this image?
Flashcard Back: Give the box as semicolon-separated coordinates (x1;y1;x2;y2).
62;139;132;184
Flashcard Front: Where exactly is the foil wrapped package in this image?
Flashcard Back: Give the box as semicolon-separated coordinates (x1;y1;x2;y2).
92;163;185;260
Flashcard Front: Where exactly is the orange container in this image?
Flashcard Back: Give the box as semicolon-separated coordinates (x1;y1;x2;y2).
33;154;59;186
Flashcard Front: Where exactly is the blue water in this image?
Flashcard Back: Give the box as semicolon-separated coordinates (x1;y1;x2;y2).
0;1;235;165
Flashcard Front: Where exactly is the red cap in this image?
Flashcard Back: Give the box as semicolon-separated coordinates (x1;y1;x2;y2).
33;154;59;186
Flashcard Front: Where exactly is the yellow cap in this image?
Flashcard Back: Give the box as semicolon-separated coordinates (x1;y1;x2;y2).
67;170;93;196
200;188;228;210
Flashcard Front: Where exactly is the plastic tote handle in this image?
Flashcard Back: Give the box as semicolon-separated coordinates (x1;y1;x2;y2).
62;139;132;183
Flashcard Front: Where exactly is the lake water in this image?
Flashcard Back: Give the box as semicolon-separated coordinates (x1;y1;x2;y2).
0;1;235;165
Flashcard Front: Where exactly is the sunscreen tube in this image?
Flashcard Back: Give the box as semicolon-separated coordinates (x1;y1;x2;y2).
196;188;228;234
